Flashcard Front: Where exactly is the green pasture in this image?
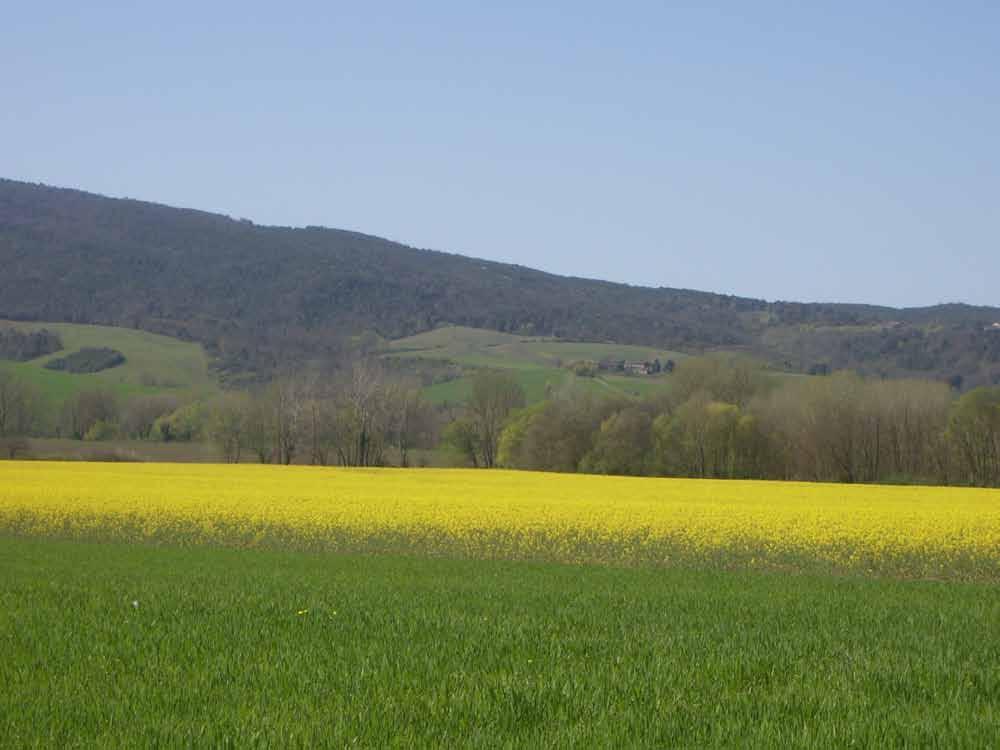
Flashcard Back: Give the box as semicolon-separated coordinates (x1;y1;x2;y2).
0;320;220;406
2;536;997;747
390;326;678;405
388;325;686;369
422;369;669;406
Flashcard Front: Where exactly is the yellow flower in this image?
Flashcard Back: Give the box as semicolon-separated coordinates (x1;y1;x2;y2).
1;461;998;580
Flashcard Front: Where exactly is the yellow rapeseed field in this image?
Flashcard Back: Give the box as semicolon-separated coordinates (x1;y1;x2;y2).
2;461;999;579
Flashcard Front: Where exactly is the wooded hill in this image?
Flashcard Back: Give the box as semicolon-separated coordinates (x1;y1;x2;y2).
2;178;998;386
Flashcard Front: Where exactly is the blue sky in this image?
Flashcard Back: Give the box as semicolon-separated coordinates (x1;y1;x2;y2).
3;2;998;307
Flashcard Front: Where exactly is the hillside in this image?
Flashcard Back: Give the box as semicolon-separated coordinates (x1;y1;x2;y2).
0;320;220;407
2;178;998;387
386;326;684;404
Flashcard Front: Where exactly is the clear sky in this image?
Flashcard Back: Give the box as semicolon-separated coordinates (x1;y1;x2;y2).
3;2;998;307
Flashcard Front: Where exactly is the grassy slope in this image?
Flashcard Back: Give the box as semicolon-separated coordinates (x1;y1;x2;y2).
0;320;220;406
388;326;684;404
2;536;998;747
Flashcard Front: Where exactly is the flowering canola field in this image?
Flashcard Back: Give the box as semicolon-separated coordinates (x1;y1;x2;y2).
2;461;999;579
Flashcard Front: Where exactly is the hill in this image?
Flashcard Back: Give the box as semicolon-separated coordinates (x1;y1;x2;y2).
386;326;685;404
2;178;998;387
0;319;220;408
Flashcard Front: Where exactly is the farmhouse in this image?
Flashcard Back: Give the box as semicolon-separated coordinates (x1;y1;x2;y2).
596;358;670;375
624;360;654;375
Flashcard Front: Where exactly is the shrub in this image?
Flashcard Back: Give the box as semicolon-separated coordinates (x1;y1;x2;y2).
45;348;126;374
84;420;118;442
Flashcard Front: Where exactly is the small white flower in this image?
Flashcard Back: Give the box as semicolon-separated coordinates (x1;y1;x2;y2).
132;600;139;609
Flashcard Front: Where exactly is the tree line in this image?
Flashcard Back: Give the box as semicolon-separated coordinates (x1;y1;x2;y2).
207;362;438;466
0;328;62;361
0;361;440;467
2;355;999;486
496;356;1000;487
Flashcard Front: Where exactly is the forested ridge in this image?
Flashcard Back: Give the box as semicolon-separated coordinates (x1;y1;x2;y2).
2;178;998;386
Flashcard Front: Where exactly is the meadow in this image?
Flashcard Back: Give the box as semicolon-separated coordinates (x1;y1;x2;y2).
1;537;997;747
3;462;999;746
386;325;687;370
0;319;220;407
386;325;681;404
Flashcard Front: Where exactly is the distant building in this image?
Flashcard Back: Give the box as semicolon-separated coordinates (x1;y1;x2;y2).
624;360;654;375
596;359;665;375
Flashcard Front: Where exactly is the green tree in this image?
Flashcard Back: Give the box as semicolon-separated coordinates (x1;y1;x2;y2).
62;389;119;440
443;418;481;468
153;402;206;443
580;407;652;476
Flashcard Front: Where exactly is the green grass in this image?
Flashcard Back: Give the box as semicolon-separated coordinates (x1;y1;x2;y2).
394;326;678;405
422;369;666;406
0;320;220;407
2;536;998;747
388;325;687;369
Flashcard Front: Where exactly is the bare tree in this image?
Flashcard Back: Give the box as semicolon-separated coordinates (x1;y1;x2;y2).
0;371;41;439
61;389;119;440
244;394;276;464
443;418;481;468
465;370;525;468
295;371;343;466
948;386;1000;486
386;380;435;467
330;360;391;467
877;379;952;482
272;377;304;465
209;393;250;463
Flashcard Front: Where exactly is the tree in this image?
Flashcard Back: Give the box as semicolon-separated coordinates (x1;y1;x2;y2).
244;395;276;464
497;403;545;468
272;378;304;465
84;419;118;441
947;387;1000;486
0;328;62;361
580;407;653;476
465;370;525;468
504;394;623;472
653;395;761;479
754;374;878;483
209;393;250;463
330;360;392;467
301;378;338;466
61;389;119;440
152;402;206;443
876;379;952;482
0;371;41;438
122;395;180;440
443;417;481;468
669;354;767;408
386;383;436;467
0;371;41;458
